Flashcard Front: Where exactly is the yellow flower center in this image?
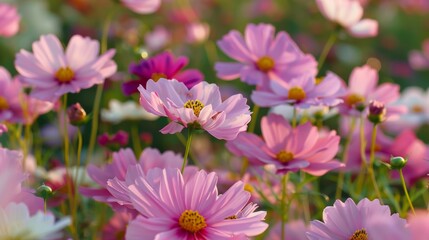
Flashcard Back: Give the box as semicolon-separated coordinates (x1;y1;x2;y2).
315;77;324;85
256;56;275;72
411;105;424;113
349;229;368;240
244;183;254;193
0;96;9;111
276;150;294;163
345;94;365;107
288;87;306;101
55;67;75;83
151;72;167;82
184;100;204;117
178;210;207;233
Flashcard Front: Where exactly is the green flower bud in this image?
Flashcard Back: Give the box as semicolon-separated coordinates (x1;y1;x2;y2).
390;156;407;170
36;184;53;200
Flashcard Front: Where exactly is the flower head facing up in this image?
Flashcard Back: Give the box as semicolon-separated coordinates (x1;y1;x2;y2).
307;198;409;240
123;51;203;95
15;34;117;102
138;78;251;140
0;3;20;37
125;168;268;239
226;114;343;175
215;23;317;88
316;0;378;38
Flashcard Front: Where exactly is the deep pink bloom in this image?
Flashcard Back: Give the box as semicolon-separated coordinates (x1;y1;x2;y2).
123;51;203;95
15;34;117;102
316;0;378;38
80;148;182;213
121;0;161;14
409;39;429;70
307;198;409;240
138;79;251;140
227;114;343;175
0;3;20;37
97;131;129;150
215;23;317;88
408;211;429;240
125;168;268;239
251;72;345;108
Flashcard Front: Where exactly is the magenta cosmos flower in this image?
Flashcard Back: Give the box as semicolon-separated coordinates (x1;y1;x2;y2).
307;198;409;240
0;3;20;37
121;0;161;14
125;168;268;239
138;78;251;140
123;51;203;95
338;65;404;119
251;72;345;108
215;23;317;88
316;0;378;38
15;34;117;102
80;147;182;213
227;114;343;175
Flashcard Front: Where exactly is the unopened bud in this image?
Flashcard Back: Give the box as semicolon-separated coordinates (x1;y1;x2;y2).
67;103;87;126
36;184;53;200
390;156;407;170
368;100;386;124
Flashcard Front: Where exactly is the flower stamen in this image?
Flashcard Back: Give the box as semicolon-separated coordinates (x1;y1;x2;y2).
288;87;306;101
184;100;204;117
256;56;275;72
0;96;9;111
349;228;368;240
276;150;294;163
151;73;167;82
345;94;365;107
179;210;207;233
55;67;75;84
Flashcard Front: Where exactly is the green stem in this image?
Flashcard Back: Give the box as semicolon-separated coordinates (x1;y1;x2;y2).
44;200;47;214
356;115;367;195
368;124;383;203
336;117;356;199
248;104;260;133
400;169;415;215
280;173;289;240
318;32;337;70
292;106;298;128
181;128;193;173
131;124;142;154
73;128;83;217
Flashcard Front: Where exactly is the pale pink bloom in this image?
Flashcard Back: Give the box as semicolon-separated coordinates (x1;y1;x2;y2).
144;26;170;52
0;3;20;37
80;147;182;213
0;67;24;122
316;0;378;38
307;198;409;240
15;34;117;102
121;0;161;14
215;23;317;88
186;22;210;44
409;39;429;70
227;114;343;175
408;211;429;240
251;72;345;108
125;168;268;239
268;220;309;240
101;212;132;240
138;78;251;140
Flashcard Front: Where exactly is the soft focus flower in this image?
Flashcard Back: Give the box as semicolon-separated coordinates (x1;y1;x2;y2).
307;198;409;240
123;51;203;95
215;23;317;88
0;67;23;122
316;0;378;38
97;131;129;150
144;26;171;52
15;34;117;102
0;203;70;240
227;114;343;175
80;147;182;213
270;104;338;122
408;211;429;240
409;39;429;70
0;3;20;37
125;168;268;239
268;220;308;240
251;72;345;108
121;0;161;14
186;22;210;44
102;212;132;240
101;99;158;124
0;124;7;136
138;78;251;140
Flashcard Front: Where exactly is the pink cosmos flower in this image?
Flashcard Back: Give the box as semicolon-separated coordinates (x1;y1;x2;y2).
307;198;409;240
408;211;429;240
268;220;309;240
186;22;210;44
125;168;268;239
316;0;378;38
338;65;405;119
0;67;23;122
15;34;117;102
121;0;161;14
101;212;132;240
138;78;251;140
0;3;20;37
227;114;343;175
80;147;182;213
215;23;317;88
123;51;203;95
251;72;345;108
409;39;429;70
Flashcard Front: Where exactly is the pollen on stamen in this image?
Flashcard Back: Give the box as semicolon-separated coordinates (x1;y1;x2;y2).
349;228;368;240
256;56;275;72
55;67;75;84
276;150;294;163
184;100;204;117
345;93;365;107
0;96;9;111
288;87;306;101
179;210;207;233
151;72;167;82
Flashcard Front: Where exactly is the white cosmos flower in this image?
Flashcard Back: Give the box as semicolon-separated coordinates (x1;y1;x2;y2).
0;203;70;240
270;104;338;122
101;99;158;123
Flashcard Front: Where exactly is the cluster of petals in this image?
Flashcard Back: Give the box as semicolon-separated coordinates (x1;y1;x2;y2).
316;0;378;38
125;168;268;239
121;0;162;14
307;198;409;239
227;114;343;175
123;51;203;95
251;72;346;108
80;147;182;213
409;39;429;70
0;3;20;37
138;78;251;140
215;23;317;88
15;34;117;102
